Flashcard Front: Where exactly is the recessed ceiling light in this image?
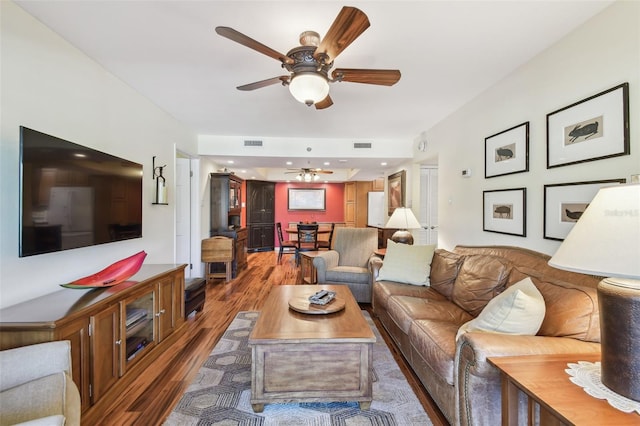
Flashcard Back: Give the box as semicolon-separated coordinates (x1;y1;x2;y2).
338;159;348;163
323;162;330;166
286;161;292;165
227;160;234;164
240;170;246;173
381;162;387;166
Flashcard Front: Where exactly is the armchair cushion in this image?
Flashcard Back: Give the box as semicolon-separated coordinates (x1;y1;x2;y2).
378;241;436;286
0;341;81;426
0;373;68;425
325;266;371;284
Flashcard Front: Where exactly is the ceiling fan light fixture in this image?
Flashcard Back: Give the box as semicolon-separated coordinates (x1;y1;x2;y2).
288;72;329;106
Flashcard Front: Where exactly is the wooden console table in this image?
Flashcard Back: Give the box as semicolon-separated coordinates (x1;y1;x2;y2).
489;353;640;425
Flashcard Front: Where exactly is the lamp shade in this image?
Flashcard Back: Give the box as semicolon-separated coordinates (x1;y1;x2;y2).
288;73;329;106
385;207;422;230
548;184;640;279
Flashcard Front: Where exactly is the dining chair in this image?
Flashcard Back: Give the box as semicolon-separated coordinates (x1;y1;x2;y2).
317;222;335;250
295;223;319;265
276;222;297;264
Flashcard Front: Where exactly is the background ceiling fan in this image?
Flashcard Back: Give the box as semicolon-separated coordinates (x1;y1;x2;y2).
215;6;401;109
285;167;334;182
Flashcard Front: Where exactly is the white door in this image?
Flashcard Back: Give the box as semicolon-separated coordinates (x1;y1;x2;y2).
418;167;438;245
175;157;192;277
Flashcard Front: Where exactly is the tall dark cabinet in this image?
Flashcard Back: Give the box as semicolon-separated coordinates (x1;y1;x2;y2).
247;180;275;252
209;173;247;277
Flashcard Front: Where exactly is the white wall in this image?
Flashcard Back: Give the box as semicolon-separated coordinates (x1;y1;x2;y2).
415;1;639;255
0;2;197;309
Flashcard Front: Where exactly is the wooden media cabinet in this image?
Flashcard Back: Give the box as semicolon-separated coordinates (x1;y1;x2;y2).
0;264;187;423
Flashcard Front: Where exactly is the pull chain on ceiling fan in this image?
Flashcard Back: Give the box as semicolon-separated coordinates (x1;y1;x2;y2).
215;6;401;109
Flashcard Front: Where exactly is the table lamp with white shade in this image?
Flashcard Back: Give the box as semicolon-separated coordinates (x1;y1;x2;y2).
385;207;422;245
548;183;640;402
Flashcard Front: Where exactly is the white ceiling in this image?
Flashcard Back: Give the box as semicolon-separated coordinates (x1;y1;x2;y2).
15;0;613;181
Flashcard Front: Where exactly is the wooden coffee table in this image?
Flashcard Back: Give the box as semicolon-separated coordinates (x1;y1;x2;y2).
248;285;376;412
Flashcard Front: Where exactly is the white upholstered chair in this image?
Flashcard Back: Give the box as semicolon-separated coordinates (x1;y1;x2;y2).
0;340;81;426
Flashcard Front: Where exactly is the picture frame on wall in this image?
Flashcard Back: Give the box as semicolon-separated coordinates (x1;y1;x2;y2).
388;170;406;215
546;82;629;168
543;179;626;241
287;188;326;211
484;122;529;178
483;188;527;237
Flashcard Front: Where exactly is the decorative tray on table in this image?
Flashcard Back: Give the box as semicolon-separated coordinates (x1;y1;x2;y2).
288;290;345;314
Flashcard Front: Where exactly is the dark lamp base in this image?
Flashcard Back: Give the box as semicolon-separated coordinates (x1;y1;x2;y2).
598;277;640;402
390;230;414;245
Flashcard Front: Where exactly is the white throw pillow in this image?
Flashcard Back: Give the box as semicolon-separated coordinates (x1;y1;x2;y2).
456;277;546;341
377;240;436;286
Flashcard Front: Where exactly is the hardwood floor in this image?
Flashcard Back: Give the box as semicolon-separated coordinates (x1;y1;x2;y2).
93;250;448;426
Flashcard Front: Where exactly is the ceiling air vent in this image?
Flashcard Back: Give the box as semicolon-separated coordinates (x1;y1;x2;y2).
244;140;263;147
353;142;372;149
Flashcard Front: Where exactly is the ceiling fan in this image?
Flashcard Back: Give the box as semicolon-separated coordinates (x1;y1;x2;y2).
215;6;401;109
285;168;334;182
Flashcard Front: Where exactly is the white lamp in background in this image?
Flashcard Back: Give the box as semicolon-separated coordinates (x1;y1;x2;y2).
288;72;330;106
548;183;640;401
385;207;422;245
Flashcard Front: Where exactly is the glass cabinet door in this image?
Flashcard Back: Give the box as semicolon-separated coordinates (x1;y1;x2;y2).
121;290;155;373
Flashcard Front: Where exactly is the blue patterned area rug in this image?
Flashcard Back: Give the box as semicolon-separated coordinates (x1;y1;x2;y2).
164;311;432;425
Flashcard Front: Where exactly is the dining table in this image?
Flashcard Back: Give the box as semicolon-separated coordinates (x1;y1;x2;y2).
285;226;332;235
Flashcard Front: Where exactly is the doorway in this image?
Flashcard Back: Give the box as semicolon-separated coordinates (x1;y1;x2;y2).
417;166;438;245
175;153;200;279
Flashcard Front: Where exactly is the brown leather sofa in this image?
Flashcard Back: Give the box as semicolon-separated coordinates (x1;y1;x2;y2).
371;245;602;425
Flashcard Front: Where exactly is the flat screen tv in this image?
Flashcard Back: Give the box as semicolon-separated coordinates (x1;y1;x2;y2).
19;126;143;257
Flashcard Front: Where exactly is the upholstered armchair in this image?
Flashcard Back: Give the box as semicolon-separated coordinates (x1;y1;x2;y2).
0;340;81;426
312;227;378;303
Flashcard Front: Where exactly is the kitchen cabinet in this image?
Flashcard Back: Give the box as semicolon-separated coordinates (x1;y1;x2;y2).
344;181;373;228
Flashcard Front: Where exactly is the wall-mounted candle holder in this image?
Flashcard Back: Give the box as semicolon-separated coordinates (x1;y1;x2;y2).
152;156;168;205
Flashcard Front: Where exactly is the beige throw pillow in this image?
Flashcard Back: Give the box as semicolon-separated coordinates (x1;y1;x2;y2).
377;240;436;286
456;277;546;341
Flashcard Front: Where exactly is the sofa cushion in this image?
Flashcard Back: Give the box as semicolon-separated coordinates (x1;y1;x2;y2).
430;249;465;299
377;241;436;286
410;319;459;385
451;255;511;316
387;295;473;334
0;372;67;425
456;277;546;340
373;281;445;311
325;266;370;284
534;277;600;342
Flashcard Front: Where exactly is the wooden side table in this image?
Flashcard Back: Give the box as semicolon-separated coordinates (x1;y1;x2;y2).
488;353;640;425
299;251;322;284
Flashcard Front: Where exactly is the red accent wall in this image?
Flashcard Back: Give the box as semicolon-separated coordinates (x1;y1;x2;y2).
275;182;344;231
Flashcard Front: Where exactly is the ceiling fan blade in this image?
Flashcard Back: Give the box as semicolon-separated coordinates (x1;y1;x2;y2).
237;76;289;91
314;7;370;63
332;68;401;86
215;27;294;65
314;170;334;174
315;95;333;110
